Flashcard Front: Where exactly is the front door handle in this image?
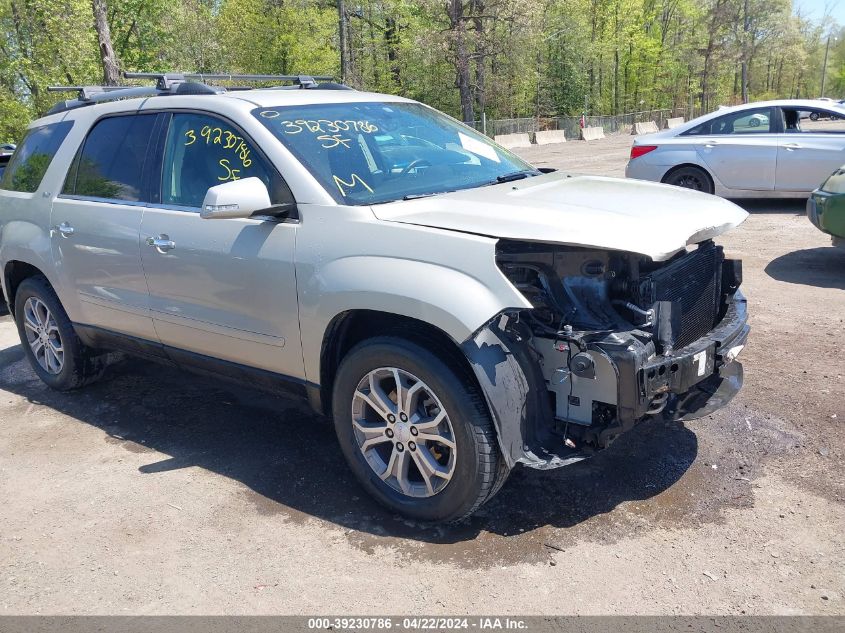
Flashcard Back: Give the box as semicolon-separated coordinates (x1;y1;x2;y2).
784;143;801;150
56;222;74;237
146;234;176;253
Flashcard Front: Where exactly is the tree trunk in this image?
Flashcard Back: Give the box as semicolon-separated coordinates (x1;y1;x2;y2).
337;0;350;83
384;16;400;85
446;0;474;123
740;0;749;103
472;0;486;118
92;0;119;86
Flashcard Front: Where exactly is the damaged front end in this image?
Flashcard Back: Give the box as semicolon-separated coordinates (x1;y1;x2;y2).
461;239;749;470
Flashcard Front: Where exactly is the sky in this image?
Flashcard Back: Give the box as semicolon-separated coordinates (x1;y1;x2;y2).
795;0;845;28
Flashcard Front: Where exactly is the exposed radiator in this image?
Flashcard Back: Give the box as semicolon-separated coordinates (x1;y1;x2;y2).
637;241;723;349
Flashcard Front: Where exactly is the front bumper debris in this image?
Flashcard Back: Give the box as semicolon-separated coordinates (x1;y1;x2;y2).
462;291;749;470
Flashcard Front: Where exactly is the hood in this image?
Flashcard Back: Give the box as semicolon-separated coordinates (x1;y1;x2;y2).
370;172;748;261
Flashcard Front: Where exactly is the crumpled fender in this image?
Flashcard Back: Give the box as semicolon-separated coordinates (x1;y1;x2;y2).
460;313;585;470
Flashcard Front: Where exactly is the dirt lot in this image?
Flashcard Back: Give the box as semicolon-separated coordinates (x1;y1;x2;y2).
1;135;843;615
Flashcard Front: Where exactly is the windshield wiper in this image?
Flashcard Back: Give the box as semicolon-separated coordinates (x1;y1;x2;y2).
402;192;438;200
491;169;540;184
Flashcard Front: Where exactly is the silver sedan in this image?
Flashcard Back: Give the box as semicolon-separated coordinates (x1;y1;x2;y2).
626;99;845;197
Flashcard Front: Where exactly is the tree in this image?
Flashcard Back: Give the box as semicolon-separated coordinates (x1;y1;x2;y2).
92;0;120;85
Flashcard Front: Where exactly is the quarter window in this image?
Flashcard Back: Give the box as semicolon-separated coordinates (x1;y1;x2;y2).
160;112;290;209
64;114;158;201
0;121;73;193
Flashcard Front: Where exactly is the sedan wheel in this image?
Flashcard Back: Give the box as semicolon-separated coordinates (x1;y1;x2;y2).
663;166;714;194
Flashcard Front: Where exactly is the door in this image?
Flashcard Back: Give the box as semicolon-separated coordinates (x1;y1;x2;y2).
50;113;162;340
139;111;304;378
776;107;845;192
691;106;779;191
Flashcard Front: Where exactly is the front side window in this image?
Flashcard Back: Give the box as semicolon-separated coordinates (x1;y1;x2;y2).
0;121;73;193
252;102;537;205
161;112;289;209
63;114;158;201
782;108;845;133
683;107;776;136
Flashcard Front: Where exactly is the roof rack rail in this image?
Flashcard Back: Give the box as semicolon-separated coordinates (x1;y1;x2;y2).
125;72;337;89
47;85;138;101
45;71;350;115
46;77;224;115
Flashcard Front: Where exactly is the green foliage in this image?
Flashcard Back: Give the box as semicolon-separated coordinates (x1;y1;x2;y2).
0;0;100;114
217;0;337;76
0;0;838;129
0;90;33;142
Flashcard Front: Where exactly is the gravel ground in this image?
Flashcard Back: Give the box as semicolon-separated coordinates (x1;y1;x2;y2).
0;134;843;615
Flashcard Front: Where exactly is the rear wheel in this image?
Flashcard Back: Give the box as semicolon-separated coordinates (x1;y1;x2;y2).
14;276;106;390
332;336;507;523
663;165;714;194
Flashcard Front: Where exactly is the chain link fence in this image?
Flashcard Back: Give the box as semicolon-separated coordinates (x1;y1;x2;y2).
471;108;689;138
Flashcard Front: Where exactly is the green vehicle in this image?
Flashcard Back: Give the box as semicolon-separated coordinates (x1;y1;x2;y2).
808;168;845;248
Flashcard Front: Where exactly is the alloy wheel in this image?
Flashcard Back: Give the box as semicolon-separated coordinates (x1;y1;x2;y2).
351;367;457;498
22;297;64;374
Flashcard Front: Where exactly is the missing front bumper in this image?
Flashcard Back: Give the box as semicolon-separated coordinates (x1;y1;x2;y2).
462;292;749;470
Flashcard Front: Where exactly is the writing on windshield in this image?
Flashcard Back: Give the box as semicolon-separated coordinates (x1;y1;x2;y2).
252;102;532;205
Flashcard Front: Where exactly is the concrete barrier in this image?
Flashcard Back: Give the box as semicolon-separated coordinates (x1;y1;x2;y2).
632;121;659;135
580;126;605;141
666;117;685;129
494;133;532;149
534;130;567;145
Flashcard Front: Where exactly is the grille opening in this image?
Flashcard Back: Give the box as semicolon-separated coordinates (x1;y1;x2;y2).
635;241;723;349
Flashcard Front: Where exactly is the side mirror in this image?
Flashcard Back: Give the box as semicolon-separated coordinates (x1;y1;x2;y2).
200;177;272;219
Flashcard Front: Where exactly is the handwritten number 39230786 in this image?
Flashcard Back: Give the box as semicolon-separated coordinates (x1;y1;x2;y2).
184;127;253;182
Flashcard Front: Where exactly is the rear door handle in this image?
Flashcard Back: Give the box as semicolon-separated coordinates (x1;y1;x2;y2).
146;234;176;252
704;141;719;148
56;222;74;237
783;143;801;150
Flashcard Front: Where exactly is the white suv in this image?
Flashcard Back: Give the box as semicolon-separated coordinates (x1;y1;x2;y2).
0;73;749;523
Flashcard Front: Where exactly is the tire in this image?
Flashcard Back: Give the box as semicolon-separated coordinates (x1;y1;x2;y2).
749;117;760;127
663;165;714;194
332;336;507;523
810;112;820;121
14;275;106;391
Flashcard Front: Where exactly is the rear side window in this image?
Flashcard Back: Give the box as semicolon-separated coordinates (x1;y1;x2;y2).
63;114;157;202
0;121;73;193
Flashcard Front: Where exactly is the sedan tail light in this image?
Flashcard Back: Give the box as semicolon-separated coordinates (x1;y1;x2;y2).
630;145;658;160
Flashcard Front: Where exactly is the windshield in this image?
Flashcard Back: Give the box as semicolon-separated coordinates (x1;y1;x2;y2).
252;102;536;205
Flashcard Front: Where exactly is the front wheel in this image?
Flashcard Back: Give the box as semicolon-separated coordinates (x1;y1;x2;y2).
810;112;820;121
332;336;507;523
663;165;714;194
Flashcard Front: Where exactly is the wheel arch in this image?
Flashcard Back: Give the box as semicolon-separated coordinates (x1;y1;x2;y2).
2;260;53;318
316;309;479;418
